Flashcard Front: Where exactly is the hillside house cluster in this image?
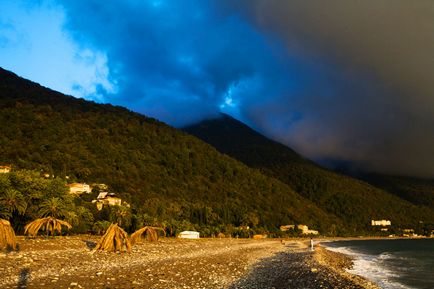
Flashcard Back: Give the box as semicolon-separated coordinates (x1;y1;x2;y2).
0;165;11;173
66;182;126;210
280;224;319;235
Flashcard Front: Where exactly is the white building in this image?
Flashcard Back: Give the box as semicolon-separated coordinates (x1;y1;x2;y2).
92;192;124;210
67;183;91;195
0;165;11;173
178;231;200;239
371;220;391;226
297;224;319;235
280;225;296;231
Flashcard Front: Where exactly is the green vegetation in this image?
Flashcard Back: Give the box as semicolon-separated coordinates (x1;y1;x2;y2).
361;173;434;208
0;170;92;234
0;67;339;236
185;114;434;233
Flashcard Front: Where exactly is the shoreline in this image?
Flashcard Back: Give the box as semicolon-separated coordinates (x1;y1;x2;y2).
1;236;382;288
313;243;380;289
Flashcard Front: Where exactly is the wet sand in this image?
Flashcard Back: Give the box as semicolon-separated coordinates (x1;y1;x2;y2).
0;236;379;288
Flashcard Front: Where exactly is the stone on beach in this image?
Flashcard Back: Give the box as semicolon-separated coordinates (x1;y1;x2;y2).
0;236;378;289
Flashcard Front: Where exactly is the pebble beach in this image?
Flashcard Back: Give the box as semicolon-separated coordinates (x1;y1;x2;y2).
1;236;379;289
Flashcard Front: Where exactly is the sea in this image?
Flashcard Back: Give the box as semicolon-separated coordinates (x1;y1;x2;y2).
323;238;434;289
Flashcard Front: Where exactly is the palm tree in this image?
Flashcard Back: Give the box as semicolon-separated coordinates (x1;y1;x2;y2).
0;204;11;220
0;189;27;215
92;220;112;235
24;217;72;237
131;226;165;244
110;205;131;227
94;223;131;253
24;197;72;237
38;197;67;218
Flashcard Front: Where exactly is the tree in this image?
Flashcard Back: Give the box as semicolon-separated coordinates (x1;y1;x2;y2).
38;197;68;218
110;205;131;228
0;189;27;215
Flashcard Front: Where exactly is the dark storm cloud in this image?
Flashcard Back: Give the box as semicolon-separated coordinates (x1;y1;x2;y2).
224;0;434;177
58;0;434;177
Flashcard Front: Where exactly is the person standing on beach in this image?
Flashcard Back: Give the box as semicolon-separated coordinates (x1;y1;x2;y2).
310;238;314;251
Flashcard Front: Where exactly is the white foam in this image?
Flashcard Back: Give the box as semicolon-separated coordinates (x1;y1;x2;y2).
323;245;415;289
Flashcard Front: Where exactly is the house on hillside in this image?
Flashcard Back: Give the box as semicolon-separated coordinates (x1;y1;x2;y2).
402;228;416;237
93;192;127;210
0;165;11;173
371;220;391;226
178;231;200;239
297;224;319;235
280;224;318;235
280;225;296;231
67;183;92;195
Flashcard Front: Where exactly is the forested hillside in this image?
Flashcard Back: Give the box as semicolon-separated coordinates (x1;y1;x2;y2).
185;114;434;232
360;174;434;208
0;67;340;235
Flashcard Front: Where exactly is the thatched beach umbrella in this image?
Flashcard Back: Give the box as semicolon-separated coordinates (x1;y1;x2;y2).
130;226;165;245
24;217;72;237
0;219;16;250
94;223;131;253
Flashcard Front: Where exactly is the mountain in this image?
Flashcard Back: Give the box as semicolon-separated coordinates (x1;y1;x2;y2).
308;158;434;209
0;67;339;234
184;114;434;230
360;174;434;208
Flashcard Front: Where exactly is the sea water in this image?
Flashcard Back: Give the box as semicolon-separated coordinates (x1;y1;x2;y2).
324;239;434;289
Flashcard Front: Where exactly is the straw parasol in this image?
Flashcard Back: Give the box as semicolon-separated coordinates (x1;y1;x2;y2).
130;226;165;245
94;223;131;253
0;219;16;250
24;217;72;237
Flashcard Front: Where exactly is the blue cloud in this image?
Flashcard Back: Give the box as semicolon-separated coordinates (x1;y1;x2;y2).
57;0;307;126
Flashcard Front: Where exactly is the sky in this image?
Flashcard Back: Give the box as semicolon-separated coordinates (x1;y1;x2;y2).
1;0;433;178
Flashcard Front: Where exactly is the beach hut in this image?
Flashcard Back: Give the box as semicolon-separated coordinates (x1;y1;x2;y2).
178;231;200;239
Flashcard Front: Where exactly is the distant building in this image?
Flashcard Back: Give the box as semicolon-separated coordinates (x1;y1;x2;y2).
403;229;414;233
0;165;11;173
178;231;200;239
371;220;391;226
67;183;92;195
280;225;295;231
280;224;318;235
402;228;416;237
93;192;126;210
297;224;319;235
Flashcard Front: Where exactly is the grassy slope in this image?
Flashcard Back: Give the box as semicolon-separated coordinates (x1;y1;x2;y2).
0;67;339;232
184;114;434;229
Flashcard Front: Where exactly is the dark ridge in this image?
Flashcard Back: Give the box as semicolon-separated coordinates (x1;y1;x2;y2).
0;66;340;234
185;114;434;229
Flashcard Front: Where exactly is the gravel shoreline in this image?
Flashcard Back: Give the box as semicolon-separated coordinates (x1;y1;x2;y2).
0;236;379;289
